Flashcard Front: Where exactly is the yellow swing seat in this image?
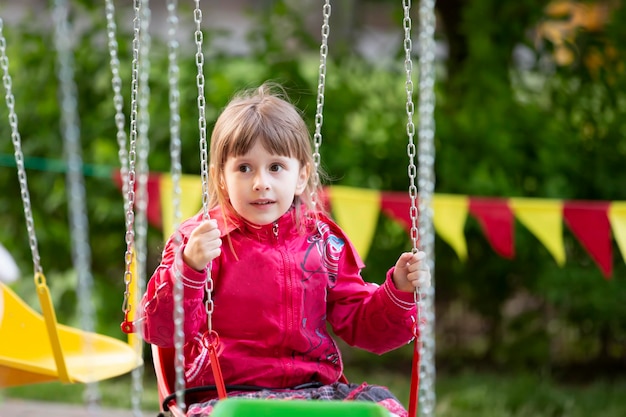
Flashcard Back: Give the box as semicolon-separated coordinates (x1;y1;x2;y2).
0;281;141;388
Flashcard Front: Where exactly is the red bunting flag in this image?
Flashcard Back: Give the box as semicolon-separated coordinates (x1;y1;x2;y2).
112;170;163;229
563;200;612;278
468;197;515;259
380;191;414;232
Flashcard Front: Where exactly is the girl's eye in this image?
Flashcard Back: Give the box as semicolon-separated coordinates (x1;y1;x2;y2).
270;163;282;172
238;165;251;173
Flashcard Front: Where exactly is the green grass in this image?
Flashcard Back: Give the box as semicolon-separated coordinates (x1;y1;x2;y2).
3;368;626;416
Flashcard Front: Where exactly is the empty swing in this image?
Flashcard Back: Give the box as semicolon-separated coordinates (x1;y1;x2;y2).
0;10;142;389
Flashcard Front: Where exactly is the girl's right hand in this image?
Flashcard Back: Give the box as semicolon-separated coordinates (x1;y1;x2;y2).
182;219;222;271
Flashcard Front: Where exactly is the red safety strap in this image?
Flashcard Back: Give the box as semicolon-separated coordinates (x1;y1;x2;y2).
407;321;421;417
203;330;227;400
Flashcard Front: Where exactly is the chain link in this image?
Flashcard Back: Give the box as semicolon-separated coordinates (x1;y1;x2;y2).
0;19;43;278
311;1;331;209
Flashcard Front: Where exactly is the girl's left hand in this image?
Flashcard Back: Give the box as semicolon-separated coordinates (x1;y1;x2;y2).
392;251;431;293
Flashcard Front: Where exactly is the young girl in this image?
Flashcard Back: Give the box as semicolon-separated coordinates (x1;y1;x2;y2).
140;83;431;417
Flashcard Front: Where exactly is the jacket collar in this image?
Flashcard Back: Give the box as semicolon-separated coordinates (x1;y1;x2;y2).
209;205;304;241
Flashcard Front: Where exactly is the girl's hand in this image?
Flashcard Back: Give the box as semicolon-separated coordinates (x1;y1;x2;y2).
182;219;222;271
392;251;431;293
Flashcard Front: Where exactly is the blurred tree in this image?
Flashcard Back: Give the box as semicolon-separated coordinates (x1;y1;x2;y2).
1;0;625;375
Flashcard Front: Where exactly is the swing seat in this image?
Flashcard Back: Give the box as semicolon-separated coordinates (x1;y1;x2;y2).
152;345;389;417
153;344;210;416
153;344;183;414
211;398;388;417
0;282;142;388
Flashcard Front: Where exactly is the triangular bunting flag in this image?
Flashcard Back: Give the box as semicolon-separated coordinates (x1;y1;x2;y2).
328;186;381;260
563;200;612;279
380;191;413;233
609;202;626;265
159;174;204;240
509;198;565;266
469;197;515;259
432;194;469;261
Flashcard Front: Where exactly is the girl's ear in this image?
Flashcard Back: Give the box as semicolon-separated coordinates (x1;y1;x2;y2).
295;163;311;196
210;165;227;192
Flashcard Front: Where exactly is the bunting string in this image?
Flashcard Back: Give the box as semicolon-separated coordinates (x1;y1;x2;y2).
112;172;625;279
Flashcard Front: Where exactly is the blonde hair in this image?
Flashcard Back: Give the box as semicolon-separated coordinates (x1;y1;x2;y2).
208;83;325;224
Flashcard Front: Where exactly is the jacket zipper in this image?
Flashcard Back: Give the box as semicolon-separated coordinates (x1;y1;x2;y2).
272;221;279;240
273;219;295;385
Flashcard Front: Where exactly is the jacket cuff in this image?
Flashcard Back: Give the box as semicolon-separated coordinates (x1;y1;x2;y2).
173;245;207;290
383;267;417;311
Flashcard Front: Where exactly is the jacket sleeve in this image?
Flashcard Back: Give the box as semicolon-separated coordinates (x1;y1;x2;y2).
324;221;417;354
140;218;209;347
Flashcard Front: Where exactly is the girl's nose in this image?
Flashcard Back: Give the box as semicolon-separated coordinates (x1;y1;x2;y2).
253;172;270;191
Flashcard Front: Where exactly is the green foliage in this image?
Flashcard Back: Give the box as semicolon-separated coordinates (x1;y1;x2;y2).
1;0;625;378
432;0;626;371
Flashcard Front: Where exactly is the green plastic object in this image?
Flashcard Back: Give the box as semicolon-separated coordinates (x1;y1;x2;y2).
210;398;389;417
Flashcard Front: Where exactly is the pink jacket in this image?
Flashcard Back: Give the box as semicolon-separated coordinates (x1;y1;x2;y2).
141;206;417;391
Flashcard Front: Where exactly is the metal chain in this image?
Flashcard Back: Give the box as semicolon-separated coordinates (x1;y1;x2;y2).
104;0;129;209
122;0;141;330
135;0;151;317
403;0;418;254
129;2;152;415
167;0;186;411
51;0;100;409
105;2;145;415
417;0;437;415
401;4;424;415
193;0;215;334
194;0;209;220
311;0;331;209
127;1;152;415
135;0;151;325
0;19;42;278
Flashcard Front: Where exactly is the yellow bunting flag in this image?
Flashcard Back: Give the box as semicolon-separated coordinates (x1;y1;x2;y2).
432;194;469;261
328;186;381;260
509;198;565;266
159;174;204;240
608;202;626;264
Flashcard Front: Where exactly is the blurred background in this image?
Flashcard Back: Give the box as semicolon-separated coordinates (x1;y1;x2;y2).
1;0;625;416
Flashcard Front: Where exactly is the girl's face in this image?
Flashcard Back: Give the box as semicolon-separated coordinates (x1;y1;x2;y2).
222;141;309;225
